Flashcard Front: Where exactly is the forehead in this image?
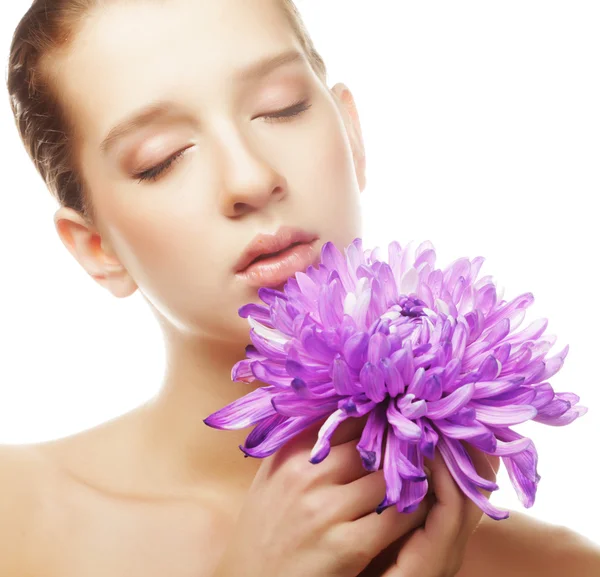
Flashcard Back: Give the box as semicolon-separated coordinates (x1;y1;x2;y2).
52;0;303;147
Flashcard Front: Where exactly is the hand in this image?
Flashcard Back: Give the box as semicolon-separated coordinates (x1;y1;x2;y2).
212;415;436;577
367;442;500;577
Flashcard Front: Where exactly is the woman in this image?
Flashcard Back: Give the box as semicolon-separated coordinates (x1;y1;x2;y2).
3;0;599;575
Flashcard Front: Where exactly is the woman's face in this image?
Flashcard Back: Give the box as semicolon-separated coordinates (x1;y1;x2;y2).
52;0;365;344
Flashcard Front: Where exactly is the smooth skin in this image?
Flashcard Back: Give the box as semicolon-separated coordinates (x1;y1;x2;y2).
2;0;599;575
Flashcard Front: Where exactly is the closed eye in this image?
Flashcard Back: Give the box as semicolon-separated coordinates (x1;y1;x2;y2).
262;99;312;122
134;148;188;183
134;100;312;183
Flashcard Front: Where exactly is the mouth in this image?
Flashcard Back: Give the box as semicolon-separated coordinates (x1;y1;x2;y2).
248;241;305;265
234;225;320;289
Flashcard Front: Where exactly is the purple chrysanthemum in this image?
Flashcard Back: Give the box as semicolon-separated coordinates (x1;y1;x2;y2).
204;239;587;520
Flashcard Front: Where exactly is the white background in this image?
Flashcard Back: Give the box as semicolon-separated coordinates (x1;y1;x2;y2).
1;1;599;544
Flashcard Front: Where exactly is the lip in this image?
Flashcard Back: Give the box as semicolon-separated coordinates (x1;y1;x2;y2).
235;226;320;288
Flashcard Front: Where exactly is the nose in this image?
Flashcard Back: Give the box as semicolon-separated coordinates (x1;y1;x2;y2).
215;126;287;218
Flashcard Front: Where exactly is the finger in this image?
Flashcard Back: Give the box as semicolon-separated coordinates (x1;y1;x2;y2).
257;417;327;481
330;413;371;446
324;438;373;484
381;445;500;577
260;414;373;487
335;468;388;520
383;449;466;577
342;493;433;561
459;442;498;535
421;447;465;544
461;441;498;499
486;451;501;476
277;413;370;456
358;501;433;576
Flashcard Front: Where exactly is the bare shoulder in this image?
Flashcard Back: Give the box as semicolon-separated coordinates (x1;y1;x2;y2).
0;409;147;577
459;509;600;577
0;443;50;576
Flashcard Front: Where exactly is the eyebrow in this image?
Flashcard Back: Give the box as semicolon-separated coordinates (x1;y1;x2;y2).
99;49;306;155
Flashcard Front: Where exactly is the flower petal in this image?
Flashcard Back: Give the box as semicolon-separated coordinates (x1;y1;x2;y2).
483;384;535;406
272;391;340;417
397;476;428;513
401;398;428;420
539;345;569;380
505;318;548;346
339;397;377;417
482;318;511;349
406;366;426;397
241;414;324;458
343;331;369;370
251;362;293;388
320;242;353;291
249;327;287;360
257;286;289;306
471;401;537;426
471;377;525;400
447;405;477;425
387;401;423;441
318;281;344;328
432;419;496;453
555;391;580;405
426;383;475;420
360;362;387;403
203;387;276;430
484;292;534;327
239;303;272;324
244;413;287;450
248;317;289;347
533;404;588;426
231;359;255;383
490;436;532;456
300;326;337;364
421;373;443;402
419;421;439;460
271;298;297;335
535;398;570;419
368;332;391;365
353;285;372;330
356;404;387;471
377;427;403;512
380;358;405;397
332;355;362;395
476;354;502;381
393;435;427;481
309;409;350;463
285;357;330;383
502;456;537;508
442;358;461;391
436;436;508;520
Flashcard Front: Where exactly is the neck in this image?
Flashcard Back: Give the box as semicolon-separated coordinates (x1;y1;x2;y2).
142;328;264;495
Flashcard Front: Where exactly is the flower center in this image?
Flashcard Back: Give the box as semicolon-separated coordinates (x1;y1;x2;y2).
399;295;427;318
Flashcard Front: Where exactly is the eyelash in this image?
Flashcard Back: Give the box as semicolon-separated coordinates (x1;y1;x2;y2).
134;99;312;183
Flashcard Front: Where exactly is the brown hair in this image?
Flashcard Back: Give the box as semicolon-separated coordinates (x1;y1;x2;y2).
6;0;328;225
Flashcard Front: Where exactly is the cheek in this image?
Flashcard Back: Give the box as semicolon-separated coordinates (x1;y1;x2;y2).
99;194;247;334
95;163;217;285
301;110;363;244
100;201;217;300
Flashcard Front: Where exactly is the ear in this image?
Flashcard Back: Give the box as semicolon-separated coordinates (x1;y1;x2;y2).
331;82;366;192
53;207;138;298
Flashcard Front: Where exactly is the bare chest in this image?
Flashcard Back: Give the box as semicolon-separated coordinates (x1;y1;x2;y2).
29;491;476;577
30;485;237;577
27;475;541;577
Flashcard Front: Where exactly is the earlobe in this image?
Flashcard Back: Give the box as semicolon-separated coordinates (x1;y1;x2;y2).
53;207;138;298
95;268;138;299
